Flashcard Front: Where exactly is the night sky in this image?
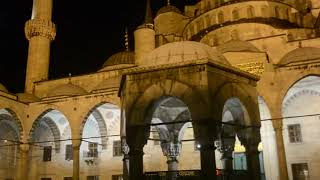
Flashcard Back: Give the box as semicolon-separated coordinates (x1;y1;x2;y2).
1;0;197;93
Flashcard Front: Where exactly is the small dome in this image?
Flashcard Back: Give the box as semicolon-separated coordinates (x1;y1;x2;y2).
16;93;40;103
156;5;181;16
0;83;8;93
102;51;135;68
47;84;87;98
217;40;261;54
142;41;230;66
278;47;320;66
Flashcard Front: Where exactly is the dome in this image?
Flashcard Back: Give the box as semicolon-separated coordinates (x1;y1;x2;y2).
156;5;181;16
47;84;87;98
102;51;135;68
0;83;8;93
16;93;40;103
278;47;320;66
142;41;230;66
217;40;261;54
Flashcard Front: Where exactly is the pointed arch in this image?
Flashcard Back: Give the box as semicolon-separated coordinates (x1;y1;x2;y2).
0;108;24;141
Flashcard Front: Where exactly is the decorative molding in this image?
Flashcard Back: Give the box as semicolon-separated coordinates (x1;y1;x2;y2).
236;62;264;76
25;19;56;41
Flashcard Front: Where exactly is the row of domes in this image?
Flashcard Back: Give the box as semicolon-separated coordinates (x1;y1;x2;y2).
101;40;320;70
1;41;319;98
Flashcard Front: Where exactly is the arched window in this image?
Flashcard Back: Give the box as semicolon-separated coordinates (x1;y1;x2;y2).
205;15;211;27
285;8;290;19
211;13;216;24
232;9;240;20
275;6;280;18
218;11;224;23
247;6;255;18
261;5;268;18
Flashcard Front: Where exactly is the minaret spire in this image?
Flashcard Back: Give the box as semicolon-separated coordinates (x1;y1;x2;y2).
24;0;56;94
144;0;153;25
125;27;129;51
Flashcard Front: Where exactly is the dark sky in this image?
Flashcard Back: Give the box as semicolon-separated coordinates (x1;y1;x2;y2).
1;0;198;93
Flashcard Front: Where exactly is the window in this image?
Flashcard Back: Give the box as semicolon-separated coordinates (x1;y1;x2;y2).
64;177;72;180
112;175;123;180
41;178;51;180
113;141;122;157
87;176;99;180
275;6;280;18
261;5;268;18
65;144;73;160
43;146;52;162
218;11;224;23
232;9;239;20
247;6;255;18
88;142;98;158
288;124;302;143
292;163;310;180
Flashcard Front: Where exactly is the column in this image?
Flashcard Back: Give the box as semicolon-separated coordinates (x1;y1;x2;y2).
72;139;81;180
161;142;181;171
200;143;217;180
271;108;289;180
275;127;289;180
216;139;234;180
16;144;29;180
128;147;144;180
122;139;130;180
244;143;261;180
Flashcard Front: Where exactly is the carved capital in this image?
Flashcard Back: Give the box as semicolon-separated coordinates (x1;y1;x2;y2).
25;19;56;41
161;142;181;160
122;141;130;155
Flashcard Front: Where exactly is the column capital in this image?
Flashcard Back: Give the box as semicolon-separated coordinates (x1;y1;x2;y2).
161;142;181;161
25;19;56;41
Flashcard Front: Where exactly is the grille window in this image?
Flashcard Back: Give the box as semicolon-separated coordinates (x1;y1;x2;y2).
288;124;302;143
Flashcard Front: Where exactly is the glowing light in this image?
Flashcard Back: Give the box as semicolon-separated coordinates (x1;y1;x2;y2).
3;139;8;143
196;144;201;149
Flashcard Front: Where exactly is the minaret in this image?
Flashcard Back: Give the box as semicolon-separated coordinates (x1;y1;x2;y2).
24;0;56;93
134;0;155;65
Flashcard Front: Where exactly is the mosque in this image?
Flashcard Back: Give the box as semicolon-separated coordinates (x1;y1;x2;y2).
0;0;320;180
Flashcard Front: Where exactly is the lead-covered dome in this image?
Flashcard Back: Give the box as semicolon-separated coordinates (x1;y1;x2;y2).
278;47;320;66
100;51;135;71
156;5;181;16
102;51;135;68
142;41;230;66
47;84;87;98
0;83;8;93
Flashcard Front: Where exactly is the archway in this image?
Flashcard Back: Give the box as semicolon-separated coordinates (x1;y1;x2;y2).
28;109;71;179
148;97;193;172
0;109;22;180
281;75;320;180
217;97;263;180
80;103;121;176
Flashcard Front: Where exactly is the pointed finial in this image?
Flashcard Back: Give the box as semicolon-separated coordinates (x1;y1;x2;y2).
144;0;153;25
68;73;72;83
125;27;129;51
